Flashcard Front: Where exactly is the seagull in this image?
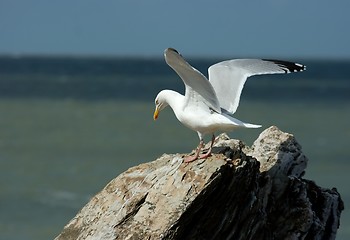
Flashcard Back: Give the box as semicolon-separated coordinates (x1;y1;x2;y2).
153;48;305;162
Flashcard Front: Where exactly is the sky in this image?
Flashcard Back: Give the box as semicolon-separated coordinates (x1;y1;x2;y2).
0;0;349;59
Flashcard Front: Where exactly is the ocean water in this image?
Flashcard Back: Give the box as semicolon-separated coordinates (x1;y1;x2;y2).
0;57;349;239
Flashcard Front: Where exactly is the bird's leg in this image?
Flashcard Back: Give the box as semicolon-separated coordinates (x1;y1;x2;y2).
199;134;215;159
184;140;204;163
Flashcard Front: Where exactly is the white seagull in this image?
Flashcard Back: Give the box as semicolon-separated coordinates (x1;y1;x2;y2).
154;48;305;162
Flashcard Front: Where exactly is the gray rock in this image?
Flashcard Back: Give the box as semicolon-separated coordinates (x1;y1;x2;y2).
55;126;344;240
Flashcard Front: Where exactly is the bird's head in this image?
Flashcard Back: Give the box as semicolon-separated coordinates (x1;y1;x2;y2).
153;91;169;120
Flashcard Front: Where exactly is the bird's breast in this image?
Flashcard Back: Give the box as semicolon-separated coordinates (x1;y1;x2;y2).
176;106;218;132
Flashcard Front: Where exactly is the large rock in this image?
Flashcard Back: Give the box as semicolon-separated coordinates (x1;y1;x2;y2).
55;126;344;240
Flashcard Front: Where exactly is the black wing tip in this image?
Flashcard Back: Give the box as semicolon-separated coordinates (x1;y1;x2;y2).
164;48;182;60
166;48;179;54
263;59;306;73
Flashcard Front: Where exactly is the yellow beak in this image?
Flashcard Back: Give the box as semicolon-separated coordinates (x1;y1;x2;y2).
153;107;159;120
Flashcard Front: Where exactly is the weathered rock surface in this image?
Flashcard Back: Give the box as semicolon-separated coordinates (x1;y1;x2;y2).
55;126;344;240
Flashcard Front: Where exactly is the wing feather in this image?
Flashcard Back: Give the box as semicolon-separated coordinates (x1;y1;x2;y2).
164;48;221;113
208;59;305;114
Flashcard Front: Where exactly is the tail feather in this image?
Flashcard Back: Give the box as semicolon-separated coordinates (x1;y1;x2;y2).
243;123;262;128
222;110;262;129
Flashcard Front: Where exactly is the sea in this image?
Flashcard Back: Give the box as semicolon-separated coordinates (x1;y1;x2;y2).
0;56;349;239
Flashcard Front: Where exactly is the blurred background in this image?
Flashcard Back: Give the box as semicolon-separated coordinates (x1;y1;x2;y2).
0;1;349;239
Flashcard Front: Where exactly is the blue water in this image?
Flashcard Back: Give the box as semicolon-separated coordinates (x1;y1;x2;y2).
0;56;349;239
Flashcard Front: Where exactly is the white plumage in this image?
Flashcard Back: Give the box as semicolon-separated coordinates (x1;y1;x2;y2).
154;48;305;162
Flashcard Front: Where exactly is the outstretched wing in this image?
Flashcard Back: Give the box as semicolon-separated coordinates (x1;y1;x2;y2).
208;59;305;114
164;48;221;113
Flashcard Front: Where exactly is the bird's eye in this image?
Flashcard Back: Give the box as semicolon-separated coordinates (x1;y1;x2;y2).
155;100;159;105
